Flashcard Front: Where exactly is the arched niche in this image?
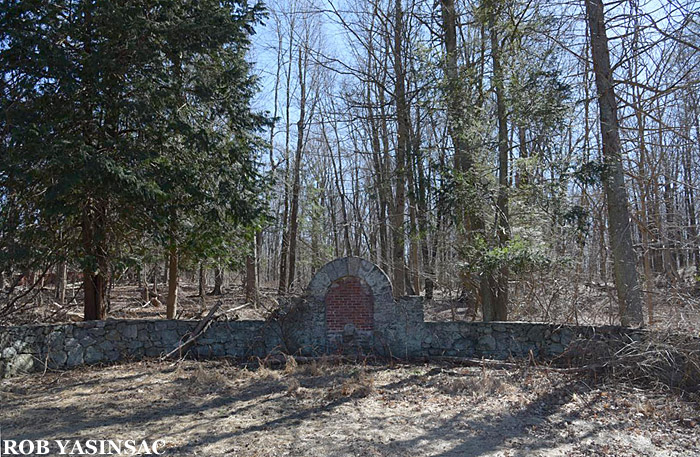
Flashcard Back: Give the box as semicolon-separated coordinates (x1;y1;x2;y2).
306;257;394;347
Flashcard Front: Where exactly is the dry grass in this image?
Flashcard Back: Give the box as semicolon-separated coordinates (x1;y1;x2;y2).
440;367;515;398
3;360;699;456
340;368;375;397
566;331;700;399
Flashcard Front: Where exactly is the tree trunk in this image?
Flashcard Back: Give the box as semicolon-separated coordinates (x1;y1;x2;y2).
151;264;159;297
441;0;494;317
245;241;257;303
81;203;107;320
198;262;206;298
632;78;654;324
140;264;149;302
490;7;509;321
55;261;67;306
166;243;178;319
585;0;643;326
686;108;700;275
391;0;408;297
278;19;295;296
212;267;224;295
256;230;263;287
287;47;307;293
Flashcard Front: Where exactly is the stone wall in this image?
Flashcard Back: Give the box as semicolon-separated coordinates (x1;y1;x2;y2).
420;321;639;359
0;319;282;378
0;257;641;378
1;313;638;378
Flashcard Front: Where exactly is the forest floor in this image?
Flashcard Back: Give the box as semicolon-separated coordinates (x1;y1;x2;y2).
1;359;699;456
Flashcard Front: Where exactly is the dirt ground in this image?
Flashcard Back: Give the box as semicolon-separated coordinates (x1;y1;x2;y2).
1;360;698;456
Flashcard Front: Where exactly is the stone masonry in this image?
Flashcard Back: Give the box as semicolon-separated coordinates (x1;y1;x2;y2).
0;257;639;378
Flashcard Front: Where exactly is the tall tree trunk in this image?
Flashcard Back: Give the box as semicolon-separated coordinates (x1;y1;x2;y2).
516;125;528;188
278;20;295;296
407;108;422;295
490;6;509;321
585;0;643;326
287;46;307;293
391;0;408;297
370;84;390;272
686;107;700;275
278;207;290;294
441;0;494;319
637;121;655;323
325;119;352;256
256;230;263;287
82;202;108;320
632;75;655;324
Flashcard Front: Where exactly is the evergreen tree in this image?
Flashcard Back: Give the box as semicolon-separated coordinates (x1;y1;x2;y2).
0;0;267;320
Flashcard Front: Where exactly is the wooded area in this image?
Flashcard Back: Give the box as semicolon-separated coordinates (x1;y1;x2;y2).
1;0;699;329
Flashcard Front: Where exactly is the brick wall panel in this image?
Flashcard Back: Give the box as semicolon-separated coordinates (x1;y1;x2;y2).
325;276;374;332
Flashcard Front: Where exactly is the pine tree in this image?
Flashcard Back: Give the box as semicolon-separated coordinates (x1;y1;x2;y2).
0;0;267;320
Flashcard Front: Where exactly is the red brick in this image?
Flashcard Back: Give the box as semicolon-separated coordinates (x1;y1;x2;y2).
325;276;374;332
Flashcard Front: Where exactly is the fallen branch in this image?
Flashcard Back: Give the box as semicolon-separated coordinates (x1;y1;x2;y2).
162;300;223;360
428;355;607;373
429;356;531;370
259;354;373;366
223;302;253;314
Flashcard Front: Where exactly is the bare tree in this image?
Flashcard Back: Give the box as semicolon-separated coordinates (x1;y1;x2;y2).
585;0;643;326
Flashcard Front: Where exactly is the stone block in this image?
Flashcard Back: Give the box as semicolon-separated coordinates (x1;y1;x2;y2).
145;347;162;358
547;343;565;355
161;329;180;347
327;258;349;280
307;271;331;297
84;346;104;364
347;257;361;276
47;331;64;349
49;351;68;367
2;346;17;359
64;337;79;349
12;354;34;374
211;344;226;357
477;335;497;352
66;346;84;367
194;345;212;358
105;351;120;362
98;340;114;352
122;324;138;339
526;325;544;342
79;335;96;346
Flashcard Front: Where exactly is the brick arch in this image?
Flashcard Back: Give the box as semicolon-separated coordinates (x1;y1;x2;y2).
306;257;393;302
306;257;394;349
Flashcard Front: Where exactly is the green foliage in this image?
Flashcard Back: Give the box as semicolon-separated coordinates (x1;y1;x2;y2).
572;160;606;187
0;0;268;283
462;235;551;275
